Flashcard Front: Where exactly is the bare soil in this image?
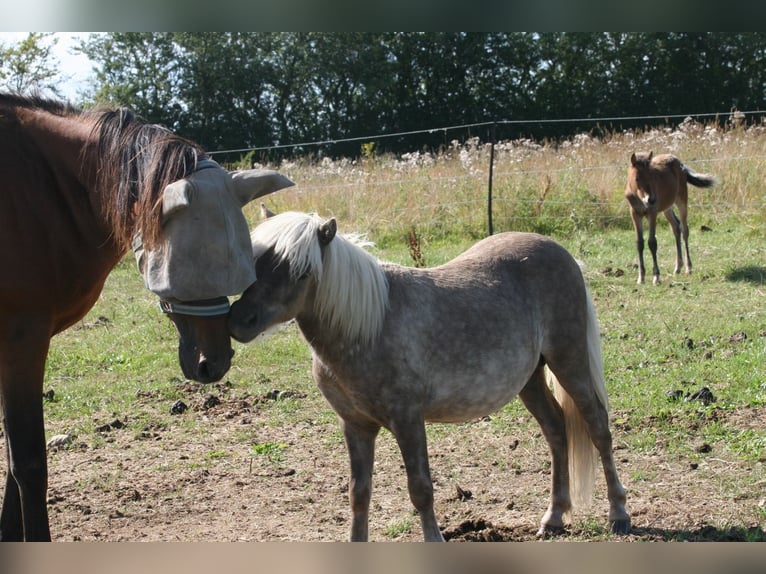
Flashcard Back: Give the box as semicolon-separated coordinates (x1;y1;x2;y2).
24;379;766;542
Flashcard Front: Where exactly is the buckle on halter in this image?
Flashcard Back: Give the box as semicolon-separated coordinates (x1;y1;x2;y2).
159;297;231;317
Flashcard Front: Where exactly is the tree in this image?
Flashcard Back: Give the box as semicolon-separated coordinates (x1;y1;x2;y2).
78;33;183;128
0;33;63;96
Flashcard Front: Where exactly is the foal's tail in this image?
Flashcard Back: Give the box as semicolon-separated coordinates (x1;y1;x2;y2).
682;164;717;189
547;290;607;509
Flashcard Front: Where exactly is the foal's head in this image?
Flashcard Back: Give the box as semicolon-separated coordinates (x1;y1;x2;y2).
627;151;656;207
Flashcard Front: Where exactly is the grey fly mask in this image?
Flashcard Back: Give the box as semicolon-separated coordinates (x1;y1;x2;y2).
132;159;294;316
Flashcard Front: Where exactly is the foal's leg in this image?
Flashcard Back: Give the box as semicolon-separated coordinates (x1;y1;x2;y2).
390;411;444;541
519;367;571;536
629;209;646;284
664;208;684;275
646;210;661;285
675;200;692;274
340;418;380;541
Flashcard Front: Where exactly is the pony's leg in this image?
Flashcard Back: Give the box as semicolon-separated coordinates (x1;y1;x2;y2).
0;322;52;541
646;211;661;285
663;208;683;275
340;418;380;542
518;367;571;536
629;209;645;284
548;372;630;534
390;412;444;541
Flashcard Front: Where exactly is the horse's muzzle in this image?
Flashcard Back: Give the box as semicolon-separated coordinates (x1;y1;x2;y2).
160;297;234;383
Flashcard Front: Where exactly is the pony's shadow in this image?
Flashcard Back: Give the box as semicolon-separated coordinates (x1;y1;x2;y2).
726;265;766;285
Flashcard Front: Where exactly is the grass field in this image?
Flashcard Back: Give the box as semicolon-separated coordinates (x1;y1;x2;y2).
29;120;766;540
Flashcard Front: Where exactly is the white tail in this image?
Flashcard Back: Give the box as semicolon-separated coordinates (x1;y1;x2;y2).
547;292;607;509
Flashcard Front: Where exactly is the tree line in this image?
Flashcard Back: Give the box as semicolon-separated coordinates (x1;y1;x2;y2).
4;33;766;160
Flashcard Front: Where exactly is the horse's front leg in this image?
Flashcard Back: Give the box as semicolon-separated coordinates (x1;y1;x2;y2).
629;209;646;284
646;211;661;285
519;368;571;536
340;419;379;542
664;208;683;275
0;327;52;541
390;411;444;541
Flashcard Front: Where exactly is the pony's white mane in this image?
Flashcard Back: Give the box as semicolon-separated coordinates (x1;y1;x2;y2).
250;212;389;345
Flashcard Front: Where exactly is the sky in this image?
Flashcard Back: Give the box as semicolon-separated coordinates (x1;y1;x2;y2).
0;32;93;100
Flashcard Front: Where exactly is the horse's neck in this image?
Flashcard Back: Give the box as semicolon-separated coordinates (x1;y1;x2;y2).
13;107;121;260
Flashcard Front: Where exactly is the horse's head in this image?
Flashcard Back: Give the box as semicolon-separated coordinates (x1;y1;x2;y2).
133;163;294;382
628;151;656;208
228;215;337;344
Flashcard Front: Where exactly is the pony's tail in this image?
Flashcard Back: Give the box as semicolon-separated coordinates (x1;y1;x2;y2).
547;292;607;509
683;165;717;189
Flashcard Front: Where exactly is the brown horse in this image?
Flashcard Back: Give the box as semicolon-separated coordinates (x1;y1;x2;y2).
229;211;630;541
0;93;293;540
625;151;716;285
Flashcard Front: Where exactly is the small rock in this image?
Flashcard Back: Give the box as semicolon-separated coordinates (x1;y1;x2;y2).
202;395;221;409
455;484;473;501
666;389;685;401
686;387;716;405
170;400;188;415
46;434;73;450
696;443;713;453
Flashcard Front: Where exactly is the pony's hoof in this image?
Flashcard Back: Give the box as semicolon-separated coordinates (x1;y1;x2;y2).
652;276;661;286
609;518;631;535
536;524;566;539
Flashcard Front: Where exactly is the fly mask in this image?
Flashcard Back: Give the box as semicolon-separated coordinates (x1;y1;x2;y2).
132;159;294;315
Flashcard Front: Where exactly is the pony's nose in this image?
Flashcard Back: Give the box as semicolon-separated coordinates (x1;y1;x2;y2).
647;194;656;205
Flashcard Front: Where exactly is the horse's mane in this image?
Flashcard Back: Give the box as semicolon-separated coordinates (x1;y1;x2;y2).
0;92;80;116
93;106;206;252
251;212;389;345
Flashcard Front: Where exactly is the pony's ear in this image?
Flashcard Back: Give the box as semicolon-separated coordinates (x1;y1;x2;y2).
630;152;638;166
318;218;337;245
229;169;295;207
647;150;653;162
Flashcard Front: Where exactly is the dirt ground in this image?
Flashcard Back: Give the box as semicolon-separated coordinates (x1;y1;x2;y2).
18;378;763;543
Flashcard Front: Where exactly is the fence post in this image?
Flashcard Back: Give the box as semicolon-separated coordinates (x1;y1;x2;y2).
487;122;497;236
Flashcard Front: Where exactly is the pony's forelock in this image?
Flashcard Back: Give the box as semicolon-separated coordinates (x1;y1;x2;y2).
251;212;388;344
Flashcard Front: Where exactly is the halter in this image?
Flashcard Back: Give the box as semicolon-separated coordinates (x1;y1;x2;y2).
159;297;231;317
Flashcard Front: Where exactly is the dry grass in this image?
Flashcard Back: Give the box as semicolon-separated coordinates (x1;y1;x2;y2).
242;120;766;244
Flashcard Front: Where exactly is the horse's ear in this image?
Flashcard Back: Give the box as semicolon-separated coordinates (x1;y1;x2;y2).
318;218;337;245
630;152;637;166
161;179;192;221
229;169;295;207
647;150;653;162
